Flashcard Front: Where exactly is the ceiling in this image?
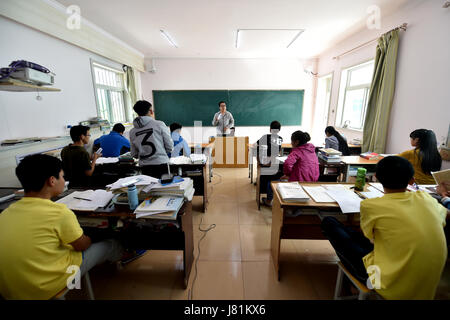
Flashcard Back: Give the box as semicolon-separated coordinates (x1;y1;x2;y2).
56;0;412;59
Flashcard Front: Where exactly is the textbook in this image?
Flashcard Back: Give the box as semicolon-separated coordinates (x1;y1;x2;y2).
276;183;310;202
56;190;115;211
431;169;450;191
318;153;342;163
360;152;381;160
134;196;184;220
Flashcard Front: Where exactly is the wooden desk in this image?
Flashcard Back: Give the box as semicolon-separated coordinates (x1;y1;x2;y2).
188;143;214;182
341;156;383;182
248;143;292;184
211;136;249;168
270;181;362;280
169;163;208;212
348;144;362;155
0;191;194;289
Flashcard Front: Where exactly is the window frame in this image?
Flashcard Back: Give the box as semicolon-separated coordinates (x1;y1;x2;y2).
90;59;129;124
335;59;375;131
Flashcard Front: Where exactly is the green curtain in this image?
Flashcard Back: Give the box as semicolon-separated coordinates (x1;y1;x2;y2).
124;65;137;122
362;29;399;153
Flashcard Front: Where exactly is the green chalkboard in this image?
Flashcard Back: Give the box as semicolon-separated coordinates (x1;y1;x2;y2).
152;90;304;127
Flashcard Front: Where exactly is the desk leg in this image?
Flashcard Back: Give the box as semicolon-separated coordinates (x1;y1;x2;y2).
345;165;350;182
256;165;261;210
203;165;208;213
271;196;283;281
182;202;194;289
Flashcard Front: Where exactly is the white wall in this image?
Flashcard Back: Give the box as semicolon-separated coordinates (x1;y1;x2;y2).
140;58;319;145
0;16;139;141
317;0;450;153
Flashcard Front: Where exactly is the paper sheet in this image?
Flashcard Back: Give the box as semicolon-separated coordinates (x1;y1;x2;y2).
276;156;288;163
369;183;384;193
303;186;335;203
360;186;385;199
325;189;362;214
106;175;159;190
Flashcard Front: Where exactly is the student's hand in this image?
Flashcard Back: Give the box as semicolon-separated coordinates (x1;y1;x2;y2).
436;182;450;198
92;152;101;161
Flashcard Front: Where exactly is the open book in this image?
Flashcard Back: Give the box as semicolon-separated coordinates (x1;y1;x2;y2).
56;190;115;211
431;169;450;191
276;183;310;202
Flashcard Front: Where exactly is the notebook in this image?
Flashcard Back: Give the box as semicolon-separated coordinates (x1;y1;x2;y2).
56;190;115;211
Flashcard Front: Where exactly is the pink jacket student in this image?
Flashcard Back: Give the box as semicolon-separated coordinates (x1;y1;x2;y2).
283;132;319;182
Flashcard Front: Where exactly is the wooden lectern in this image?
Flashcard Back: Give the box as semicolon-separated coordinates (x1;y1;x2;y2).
210;136;249;168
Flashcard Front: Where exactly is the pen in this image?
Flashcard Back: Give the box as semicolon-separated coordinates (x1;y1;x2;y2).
74;197;92;201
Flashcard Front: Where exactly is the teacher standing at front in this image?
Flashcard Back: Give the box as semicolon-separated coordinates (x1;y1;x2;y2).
212;101;235;136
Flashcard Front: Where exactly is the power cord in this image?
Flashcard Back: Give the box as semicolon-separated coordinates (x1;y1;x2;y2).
187;172;222;300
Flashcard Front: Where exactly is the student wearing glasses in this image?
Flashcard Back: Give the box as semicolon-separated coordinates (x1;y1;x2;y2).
61;125;101;188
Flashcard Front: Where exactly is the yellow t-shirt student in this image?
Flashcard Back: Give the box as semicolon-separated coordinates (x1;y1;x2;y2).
398;149;436;184
360;191;447;300
0;198;83;300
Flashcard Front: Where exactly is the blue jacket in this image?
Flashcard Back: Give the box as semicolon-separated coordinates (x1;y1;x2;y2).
94;131;130;157
170;131;190;157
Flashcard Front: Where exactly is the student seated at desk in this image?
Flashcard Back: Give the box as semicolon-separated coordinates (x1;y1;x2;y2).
130;100;174;178
321;156;447;300
265;130;319;205
324;126;350;155
61;125;100;188
0;154;123;300
257;121;283;206
169;122;190;157
93;123;130;157
398;129;442;184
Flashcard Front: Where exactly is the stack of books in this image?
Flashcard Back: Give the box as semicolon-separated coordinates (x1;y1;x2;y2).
360;152;381;160
318;148;342;163
134;196;184;220
144;177;195;201
276;182;310;202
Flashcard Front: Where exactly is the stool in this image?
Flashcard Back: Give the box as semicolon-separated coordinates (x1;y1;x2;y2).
334;262;382;300
52;272;95;300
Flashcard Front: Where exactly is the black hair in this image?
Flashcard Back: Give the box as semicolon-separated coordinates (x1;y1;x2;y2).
376;156;414;189
410;129;442;174
325;126;350;155
291;130;311;146
218;101;226;107
270;121;281;130
133;100;153;116
16;154;63;193
170;122;182;133
112;123;125;134
70;125;90;142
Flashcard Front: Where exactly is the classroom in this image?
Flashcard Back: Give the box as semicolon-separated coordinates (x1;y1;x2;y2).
0;0;449;302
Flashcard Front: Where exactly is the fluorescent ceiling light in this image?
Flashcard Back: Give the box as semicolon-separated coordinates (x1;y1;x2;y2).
234;29;304;49
235;29;240;48
160;29;178;48
286;30;304;48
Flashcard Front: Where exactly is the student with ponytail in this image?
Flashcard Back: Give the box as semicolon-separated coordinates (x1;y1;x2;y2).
324;126;350;155
398;129;442;184
263;130;319;206
282;131;320;182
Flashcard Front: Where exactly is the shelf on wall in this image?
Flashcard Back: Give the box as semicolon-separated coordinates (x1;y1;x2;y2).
0;78;61;92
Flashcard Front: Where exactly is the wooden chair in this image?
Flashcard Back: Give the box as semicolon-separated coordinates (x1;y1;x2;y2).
52;271;95;300
334;262;383;300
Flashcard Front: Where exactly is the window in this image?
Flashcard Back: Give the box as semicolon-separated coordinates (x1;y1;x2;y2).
336;60;374;130
91;61;131;124
312;73;333;143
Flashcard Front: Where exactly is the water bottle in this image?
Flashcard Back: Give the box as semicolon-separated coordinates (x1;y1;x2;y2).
355;167;367;191
127;184;139;210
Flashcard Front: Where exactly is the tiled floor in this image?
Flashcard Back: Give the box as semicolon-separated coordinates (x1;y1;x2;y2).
69;168;450;300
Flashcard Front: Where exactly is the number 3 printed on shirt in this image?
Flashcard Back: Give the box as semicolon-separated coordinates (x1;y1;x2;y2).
136;129;156;159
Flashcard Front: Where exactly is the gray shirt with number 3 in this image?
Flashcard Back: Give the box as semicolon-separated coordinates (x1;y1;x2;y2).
130;116;174;166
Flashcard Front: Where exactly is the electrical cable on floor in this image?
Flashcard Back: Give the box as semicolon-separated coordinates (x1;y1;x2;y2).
187;172;222;300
